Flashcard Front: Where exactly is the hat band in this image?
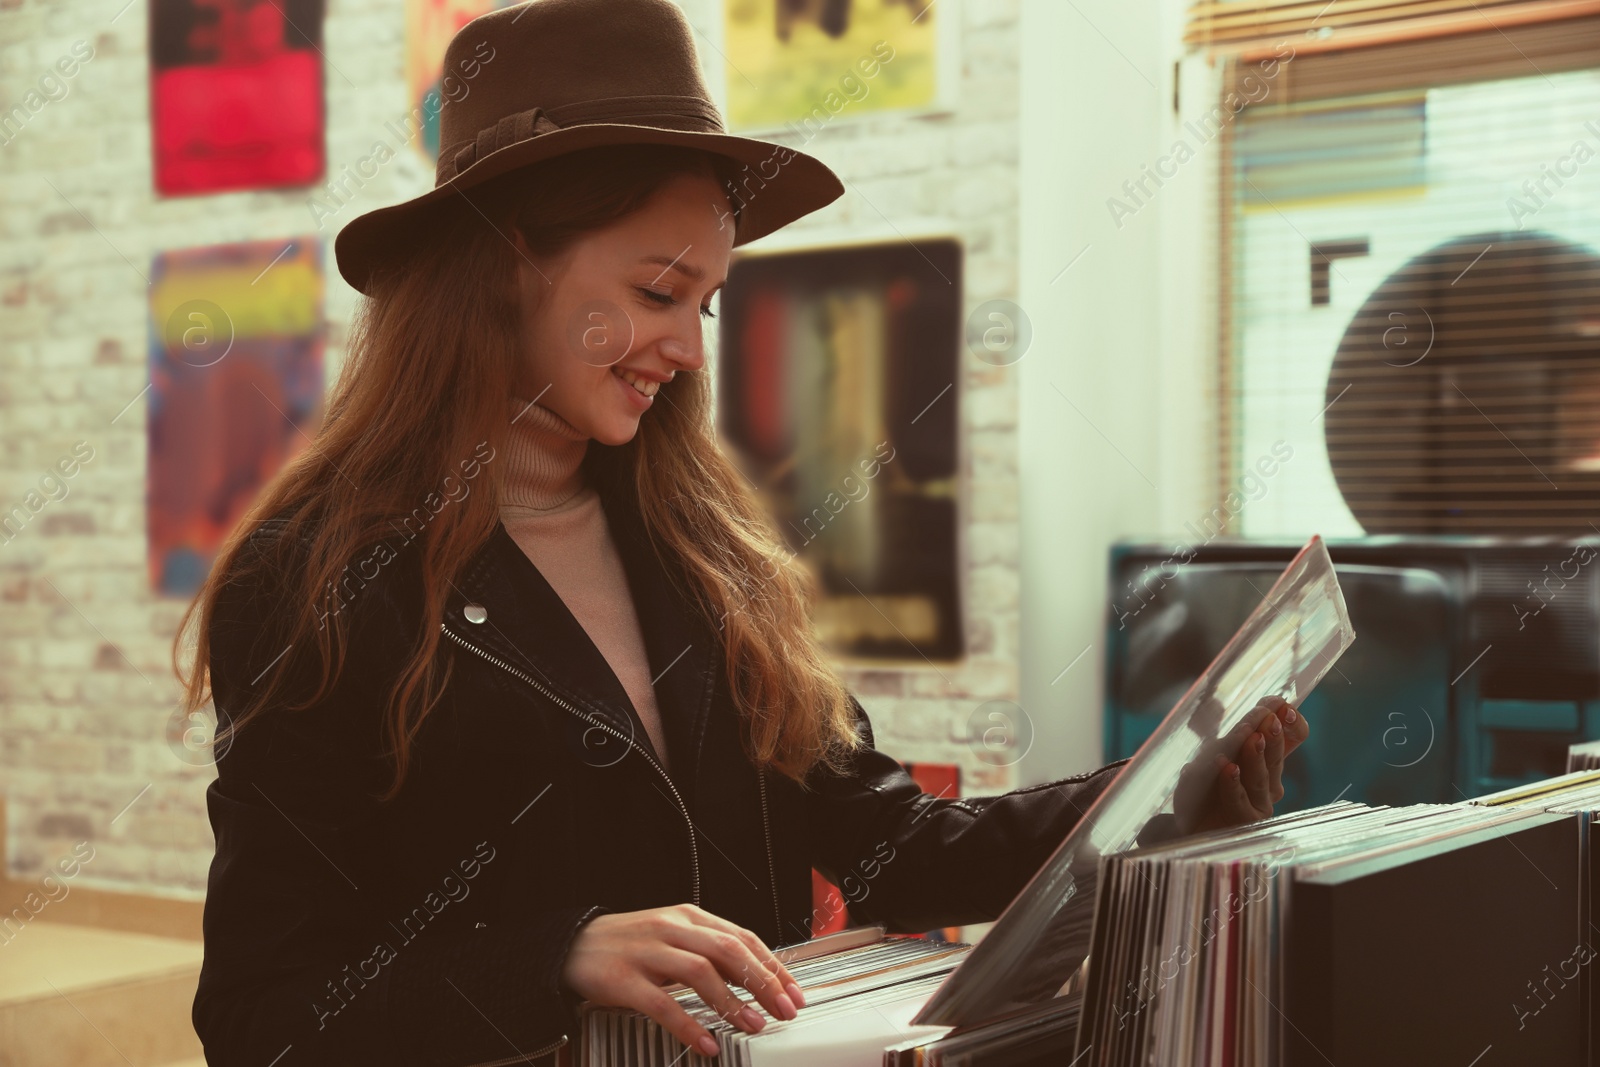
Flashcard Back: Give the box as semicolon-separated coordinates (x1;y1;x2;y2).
435;94;727;185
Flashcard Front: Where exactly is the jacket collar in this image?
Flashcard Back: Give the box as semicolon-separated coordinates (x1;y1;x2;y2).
440;498;722;801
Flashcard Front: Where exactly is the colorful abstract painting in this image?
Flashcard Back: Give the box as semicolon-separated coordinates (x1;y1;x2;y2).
147;239;324;596
718;239;963;661
721;0;950;133
404;0;518;161
150;0;326;195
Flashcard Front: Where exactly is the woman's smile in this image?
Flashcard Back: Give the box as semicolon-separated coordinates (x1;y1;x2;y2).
611;364;658;410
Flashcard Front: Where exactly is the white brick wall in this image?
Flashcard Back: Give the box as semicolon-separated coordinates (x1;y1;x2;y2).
0;0;1028;896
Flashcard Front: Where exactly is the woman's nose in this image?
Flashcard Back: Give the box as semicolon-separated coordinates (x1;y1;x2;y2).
657;326;706;373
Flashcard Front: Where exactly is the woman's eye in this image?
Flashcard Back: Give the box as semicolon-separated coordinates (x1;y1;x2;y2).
638;286;716;319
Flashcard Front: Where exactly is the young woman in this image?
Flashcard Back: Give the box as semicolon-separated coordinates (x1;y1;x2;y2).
175;2;1307;1064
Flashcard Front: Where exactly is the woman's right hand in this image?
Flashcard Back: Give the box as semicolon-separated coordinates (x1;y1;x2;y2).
559;903;806;1057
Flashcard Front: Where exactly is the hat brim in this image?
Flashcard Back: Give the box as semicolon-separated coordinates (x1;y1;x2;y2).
332;125;844;295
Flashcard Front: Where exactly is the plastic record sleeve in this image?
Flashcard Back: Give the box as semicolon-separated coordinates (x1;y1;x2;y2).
913;535;1356;1027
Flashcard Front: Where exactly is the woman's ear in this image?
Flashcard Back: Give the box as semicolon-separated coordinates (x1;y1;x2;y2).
508;225;559;296
507;226;542;306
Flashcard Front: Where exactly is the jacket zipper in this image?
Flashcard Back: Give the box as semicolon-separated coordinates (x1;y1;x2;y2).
755;767;782;944
465;1033;568;1067
439;623;701;908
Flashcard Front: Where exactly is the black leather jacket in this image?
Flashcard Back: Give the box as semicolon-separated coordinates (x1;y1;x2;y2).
192;494;1127;1067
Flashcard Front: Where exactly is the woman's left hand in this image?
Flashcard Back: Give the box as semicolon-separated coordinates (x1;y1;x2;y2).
1175;696;1310;835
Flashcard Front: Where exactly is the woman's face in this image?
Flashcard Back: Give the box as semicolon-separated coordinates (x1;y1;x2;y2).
511;169;735;445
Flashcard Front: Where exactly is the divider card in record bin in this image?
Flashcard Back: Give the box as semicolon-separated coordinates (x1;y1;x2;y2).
146;239;324;596
150;0;326;195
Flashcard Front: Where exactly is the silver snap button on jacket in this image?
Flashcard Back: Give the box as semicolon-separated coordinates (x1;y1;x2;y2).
463;603;488;624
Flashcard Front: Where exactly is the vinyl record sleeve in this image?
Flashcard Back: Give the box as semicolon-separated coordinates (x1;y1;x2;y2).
915;536;1355;1026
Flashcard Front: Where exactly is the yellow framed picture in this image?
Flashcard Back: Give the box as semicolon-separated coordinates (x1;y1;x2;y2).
720;0;956;134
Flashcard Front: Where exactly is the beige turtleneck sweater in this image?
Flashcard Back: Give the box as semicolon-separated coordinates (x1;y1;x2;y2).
498;396;671;773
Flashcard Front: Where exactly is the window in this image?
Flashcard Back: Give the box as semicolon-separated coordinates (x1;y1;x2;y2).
1213;13;1600;535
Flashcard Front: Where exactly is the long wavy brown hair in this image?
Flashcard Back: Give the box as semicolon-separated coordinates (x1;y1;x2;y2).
171;144;864;798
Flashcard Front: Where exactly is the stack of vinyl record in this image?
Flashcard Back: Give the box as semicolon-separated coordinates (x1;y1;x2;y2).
1468;770;1600;1065
579;927;967;1067
881;996;1082;1065
1076;796;1584;1066
578;921;1087;1067
1079;799;1368;1066
1477;765;1600;809
1566;739;1600;772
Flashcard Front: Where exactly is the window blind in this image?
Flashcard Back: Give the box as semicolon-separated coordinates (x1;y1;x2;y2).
1219;36;1600;535
1188;0;1600;58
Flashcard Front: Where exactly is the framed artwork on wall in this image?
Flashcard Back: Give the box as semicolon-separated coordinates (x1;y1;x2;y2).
719;0;959;135
717;238;963;662
150;0;326;195
404;0;516;162
147;238;325;596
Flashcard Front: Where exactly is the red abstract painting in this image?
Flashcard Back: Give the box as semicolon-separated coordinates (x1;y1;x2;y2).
150;0;325;195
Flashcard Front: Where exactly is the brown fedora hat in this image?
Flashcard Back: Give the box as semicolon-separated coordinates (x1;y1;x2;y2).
333;0;845;295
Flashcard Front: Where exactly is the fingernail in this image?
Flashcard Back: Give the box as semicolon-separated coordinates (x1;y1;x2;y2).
739;1006;764;1033
699;1034;720;1055
1267;716;1282;736
775;992;796;1020
786;981;806;1008
1229;762;1241;778
1255;733;1266;752
1285;706;1298;723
